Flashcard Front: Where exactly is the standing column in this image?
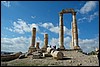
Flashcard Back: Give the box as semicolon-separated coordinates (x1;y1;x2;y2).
59;13;65;50
31;27;36;47
71;22;74;49
28;27;36;53
72;12;80;49
42;34;48;49
36;42;40;49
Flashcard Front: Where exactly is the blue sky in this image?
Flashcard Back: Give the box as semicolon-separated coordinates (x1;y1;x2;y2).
1;1;99;53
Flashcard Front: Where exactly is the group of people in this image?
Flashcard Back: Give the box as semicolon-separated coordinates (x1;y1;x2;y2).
48;45;56;50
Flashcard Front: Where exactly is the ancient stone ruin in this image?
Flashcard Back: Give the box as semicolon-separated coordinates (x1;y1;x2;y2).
25;8;81;60
28;27;36;54
19;8;81;60
59;8;80;50
41;34;48;52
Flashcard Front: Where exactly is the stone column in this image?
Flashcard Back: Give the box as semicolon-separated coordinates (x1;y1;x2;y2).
36;42;40;49
42;34;48;49
44;34;48;48
28;27;36;54
59;13;65;50
72;12;80;49
31;27;36;47
71;22;74;49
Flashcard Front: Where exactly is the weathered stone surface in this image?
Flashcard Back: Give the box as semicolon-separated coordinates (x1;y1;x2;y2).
43;52;52;57
36;42;40;49
47;47;53;53
46;47;64;60
59;13;65;50
51;51;64;60
32;52;41;59
28;47;36;54
19;54;25;59
59;9;80;50
42;34;48;50
1;52;22;61
31;27;36;47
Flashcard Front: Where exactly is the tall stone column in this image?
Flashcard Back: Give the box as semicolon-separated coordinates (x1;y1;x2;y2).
71;22;74;49
36;42;40;49
28;27;36;54
31;27;36;47
59;13;65;50
72;12;80;49
42;34;48;49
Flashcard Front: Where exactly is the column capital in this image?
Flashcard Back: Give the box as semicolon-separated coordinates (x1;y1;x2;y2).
59;13;63;16
32;27;36;31
72;12;76;16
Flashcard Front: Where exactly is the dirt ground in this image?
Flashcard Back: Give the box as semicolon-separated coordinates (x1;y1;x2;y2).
1;51;99;66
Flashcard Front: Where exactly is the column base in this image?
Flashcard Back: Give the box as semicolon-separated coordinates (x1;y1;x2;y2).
59;46;65;50
28;46;36;54
41;48;47;52
73;46;80;50
41;46;48;52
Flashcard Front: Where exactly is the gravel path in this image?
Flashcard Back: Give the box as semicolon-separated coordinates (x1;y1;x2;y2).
1;51;99;66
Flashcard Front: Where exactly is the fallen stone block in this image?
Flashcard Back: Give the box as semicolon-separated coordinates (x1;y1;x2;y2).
18;54;25;59
51;51;64;60
43;52;52;57
32;52;41;59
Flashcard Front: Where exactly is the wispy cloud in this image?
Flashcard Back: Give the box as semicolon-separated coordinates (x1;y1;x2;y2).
40;22;54;29
31;16;36;19
88;11;99;22
80;1;97;14
1;1;11;8
36;37;44;48
49;26;59;34
1;36;44;52
49;35;99;53
40;22;72;36
49;38;59;48
79;36;99;53
1;36;30;52
49;36;71;49
1;35;99;53
78;11;99;23
7;19;39;34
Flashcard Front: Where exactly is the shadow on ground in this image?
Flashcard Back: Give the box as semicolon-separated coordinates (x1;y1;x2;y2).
61;57;72;60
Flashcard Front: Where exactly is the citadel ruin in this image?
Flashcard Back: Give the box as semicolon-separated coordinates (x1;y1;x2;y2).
1;8;99;66
28;8;80;53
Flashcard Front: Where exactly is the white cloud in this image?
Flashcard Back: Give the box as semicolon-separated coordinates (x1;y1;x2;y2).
78;17;87;23
1;35;98;53
78;11;99;23
31;16;36;19
40;23;54;29
49;36;71;49
36;37;44;48
1;36;31;52
40;22;72;36
1;1;11;8
1;36;44;52
49;26;59;33
79;37;99;53
64;36;71;49
8;28;13;32
88;11;99;22
7;19;39;34
80;1;97;14
49;38;59;48
49;36;99;53
64;26;71;36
